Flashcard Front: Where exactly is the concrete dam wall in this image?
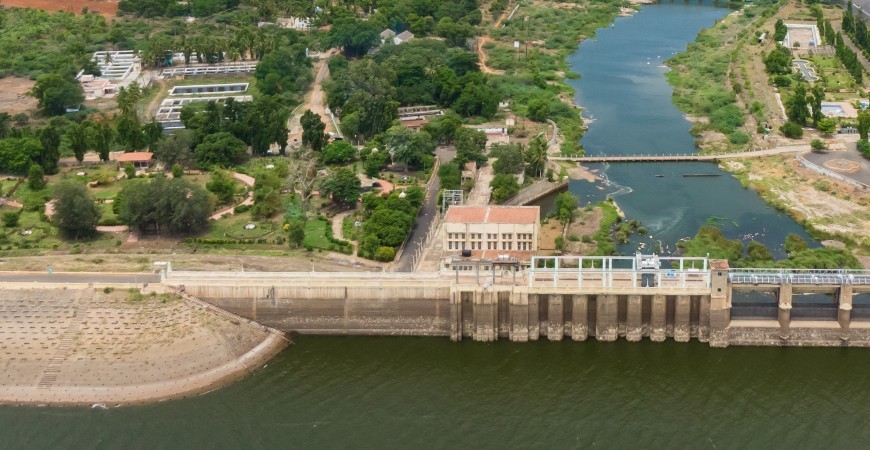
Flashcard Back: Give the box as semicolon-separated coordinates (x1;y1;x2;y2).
167;264;870;348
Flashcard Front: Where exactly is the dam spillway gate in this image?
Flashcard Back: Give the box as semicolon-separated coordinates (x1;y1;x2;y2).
166;257;870;348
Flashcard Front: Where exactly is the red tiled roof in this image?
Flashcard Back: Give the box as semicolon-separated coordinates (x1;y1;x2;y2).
444;206;539;224
116;152;153;162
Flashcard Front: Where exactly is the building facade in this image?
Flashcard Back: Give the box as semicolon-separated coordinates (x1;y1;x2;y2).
441;206;540;270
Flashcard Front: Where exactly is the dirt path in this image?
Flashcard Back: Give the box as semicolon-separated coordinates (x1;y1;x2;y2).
145;75;167;120
287;51;337;149
209;172;255;220
477;3;514;75
332;210;358;256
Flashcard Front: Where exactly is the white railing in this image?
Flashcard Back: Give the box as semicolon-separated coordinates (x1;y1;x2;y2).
796;153;869;190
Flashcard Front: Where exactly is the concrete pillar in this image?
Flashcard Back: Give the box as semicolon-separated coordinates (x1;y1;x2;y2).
509;291;529;342
698;295;711;343
708;260;731;347
548;294;564;341
571;295;588;341
473;290;497;342
449;289;462;342
626;295;643;342
596;295;618;342
674;295;691;342
650;294;667;342
778;284;792;338
838;285;853;331
528;294;540;341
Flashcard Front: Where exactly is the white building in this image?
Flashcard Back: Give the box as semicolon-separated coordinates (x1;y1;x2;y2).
441;206;540;269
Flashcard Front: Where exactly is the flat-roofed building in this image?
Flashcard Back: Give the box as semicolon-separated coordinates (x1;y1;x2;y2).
441;206;540;270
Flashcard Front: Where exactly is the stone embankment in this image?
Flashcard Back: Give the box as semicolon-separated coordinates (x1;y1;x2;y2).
0;286;287;406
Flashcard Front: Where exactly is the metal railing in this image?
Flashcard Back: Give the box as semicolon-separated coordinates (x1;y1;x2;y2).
529;255;710;289
729;268;870;286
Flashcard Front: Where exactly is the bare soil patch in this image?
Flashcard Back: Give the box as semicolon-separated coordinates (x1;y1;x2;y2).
0;0;118;18
0;77;36;115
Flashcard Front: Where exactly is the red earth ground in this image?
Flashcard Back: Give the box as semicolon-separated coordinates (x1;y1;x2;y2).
0;0;118;18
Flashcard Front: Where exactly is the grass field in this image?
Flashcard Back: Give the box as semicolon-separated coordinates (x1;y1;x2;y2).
303;219;331;250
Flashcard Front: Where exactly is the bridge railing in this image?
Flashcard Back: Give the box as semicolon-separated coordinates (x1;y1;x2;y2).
528;268;710;290
729;268;870;285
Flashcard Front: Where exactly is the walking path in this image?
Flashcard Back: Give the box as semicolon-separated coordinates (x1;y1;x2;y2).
332;210;358;255
466;163;494;205
209;172;255;220
287;49;337;149
477;3;513;75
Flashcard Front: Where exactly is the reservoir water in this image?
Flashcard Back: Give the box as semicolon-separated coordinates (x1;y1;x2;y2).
0;2;858;447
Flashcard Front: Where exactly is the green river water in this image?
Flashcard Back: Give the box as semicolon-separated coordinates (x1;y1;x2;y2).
3;2;866;448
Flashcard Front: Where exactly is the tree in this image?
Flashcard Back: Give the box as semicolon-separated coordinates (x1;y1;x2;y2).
490;174;520;203
67;121;89;163
328;17;380;57
206;169;236;204
53;181;101;239
527;97;551;122
384;125;434;170
152;129;195;167
124;162;136;179
116;113;145;150
195;132;249;168
858;110;870;140
817;117;836;135
810;85;824;126
786;84;808;126
28;164;46;190
322;140;356;165
374;246;396;262
763;45;792;75
37;120;63;174
301;109;326;153
2;212;19;228
30;73;83;116
91;120;114;162
171;163;184;178
525;136;548;178
117;177;213;235
491;143;524;174
287;219;305;248
453;127;487;167
438;162;462;190
810;139;828;151
254;45;312;97
143;119;163;148
320;168;361;207
555;191;579;226
363;208;414;247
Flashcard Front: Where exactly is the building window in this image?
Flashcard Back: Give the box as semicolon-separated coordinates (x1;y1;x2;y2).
502;233;512;240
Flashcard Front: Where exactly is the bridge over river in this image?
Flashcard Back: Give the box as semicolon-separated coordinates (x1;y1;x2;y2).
551;144;810;163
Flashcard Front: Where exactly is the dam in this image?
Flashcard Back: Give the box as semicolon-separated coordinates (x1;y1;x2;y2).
162;255;870;348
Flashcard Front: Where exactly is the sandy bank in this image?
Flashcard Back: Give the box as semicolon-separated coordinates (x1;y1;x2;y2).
0;287;287;406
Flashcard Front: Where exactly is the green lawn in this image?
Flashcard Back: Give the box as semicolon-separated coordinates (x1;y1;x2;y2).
303;219;332;250
208;211;275;240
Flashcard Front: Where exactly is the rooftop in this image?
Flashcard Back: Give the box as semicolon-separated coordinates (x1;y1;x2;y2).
116;152;154;163
445;206;539;224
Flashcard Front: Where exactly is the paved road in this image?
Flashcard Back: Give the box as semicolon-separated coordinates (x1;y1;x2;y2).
395;147;455;272
0;273;160;284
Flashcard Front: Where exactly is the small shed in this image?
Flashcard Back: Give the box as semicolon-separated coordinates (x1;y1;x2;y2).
116;151;154;170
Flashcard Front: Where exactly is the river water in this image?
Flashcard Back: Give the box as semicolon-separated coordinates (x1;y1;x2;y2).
541;0;815;258
1;2;858;447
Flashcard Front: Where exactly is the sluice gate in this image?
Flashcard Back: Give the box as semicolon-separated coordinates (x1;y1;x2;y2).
166;257;870;347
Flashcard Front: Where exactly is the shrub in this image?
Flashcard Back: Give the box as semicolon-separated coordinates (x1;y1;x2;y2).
729;131;750;145
2;212;19;228
374;246;396;261
810;139;827;150
781;122;803;139
234;204;252;214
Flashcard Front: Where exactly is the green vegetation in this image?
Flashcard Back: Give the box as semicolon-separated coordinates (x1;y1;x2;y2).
679;226;861;268
53;181;101;239
117;176;213;235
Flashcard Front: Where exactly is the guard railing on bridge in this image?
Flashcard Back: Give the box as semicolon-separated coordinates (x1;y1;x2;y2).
728;268;870;285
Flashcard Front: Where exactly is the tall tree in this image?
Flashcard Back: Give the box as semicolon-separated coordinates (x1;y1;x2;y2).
301;109;326;152
67;121;90;163
320;167;361;207
90;119;114;161
37;119;63;174
786;84;808;126
30;73;83;116
53;181;101;239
